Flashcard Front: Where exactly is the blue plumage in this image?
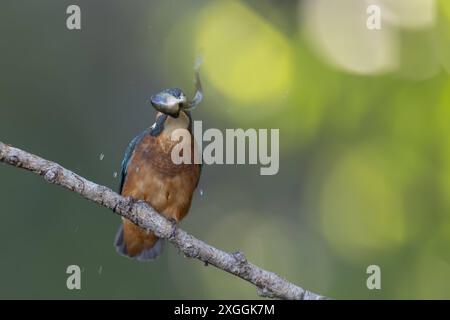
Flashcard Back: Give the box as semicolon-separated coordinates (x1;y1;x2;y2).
118;115;168;194
119;129;147;194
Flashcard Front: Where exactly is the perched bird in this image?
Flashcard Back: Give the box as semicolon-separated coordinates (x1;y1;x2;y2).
114;72;203;261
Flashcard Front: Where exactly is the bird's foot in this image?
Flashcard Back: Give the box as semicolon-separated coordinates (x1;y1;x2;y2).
168;218;178;239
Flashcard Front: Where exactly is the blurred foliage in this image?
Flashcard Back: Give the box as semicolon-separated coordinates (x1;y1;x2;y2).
0;0;450;299
196;1;293;107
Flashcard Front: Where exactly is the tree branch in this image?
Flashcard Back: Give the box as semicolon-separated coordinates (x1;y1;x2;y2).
0;141;328;300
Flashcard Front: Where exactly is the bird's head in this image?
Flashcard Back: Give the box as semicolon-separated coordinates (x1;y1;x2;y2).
149;70;203;118
150;88;187;118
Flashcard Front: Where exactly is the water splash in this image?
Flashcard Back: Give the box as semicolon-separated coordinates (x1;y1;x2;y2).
194;55;203;71
98;265;103;275
99;153;104;161
113;172;118;178
199;189;204;196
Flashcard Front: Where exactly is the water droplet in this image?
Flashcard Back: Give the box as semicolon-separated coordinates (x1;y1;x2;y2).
98;265;103;275
99;153;104;161
194;55;203;70
74;226;79;233
113;172;118;178
135;166;140;173
199;189;204;196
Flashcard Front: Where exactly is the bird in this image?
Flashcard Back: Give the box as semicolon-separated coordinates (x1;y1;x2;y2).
114;71;203;261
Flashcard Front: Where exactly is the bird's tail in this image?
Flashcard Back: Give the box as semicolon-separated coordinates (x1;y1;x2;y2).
114;219;164;261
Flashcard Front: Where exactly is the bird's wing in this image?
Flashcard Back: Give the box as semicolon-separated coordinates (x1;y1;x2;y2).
119;114;167;193
119;129;148;194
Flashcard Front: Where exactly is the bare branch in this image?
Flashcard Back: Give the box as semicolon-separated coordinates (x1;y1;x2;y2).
0;141;329;300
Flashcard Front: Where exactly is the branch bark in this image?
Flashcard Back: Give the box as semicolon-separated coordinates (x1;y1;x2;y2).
0;141;328;300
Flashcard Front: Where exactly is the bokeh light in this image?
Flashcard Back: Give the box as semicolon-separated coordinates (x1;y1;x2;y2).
301;0;399;75
380;0;436;29
195;1;293;111
319;147;406;261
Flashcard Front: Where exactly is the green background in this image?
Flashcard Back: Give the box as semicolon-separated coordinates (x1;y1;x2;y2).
1;0;450;299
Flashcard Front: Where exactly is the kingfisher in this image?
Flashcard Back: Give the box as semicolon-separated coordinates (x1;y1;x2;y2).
114;71;203;261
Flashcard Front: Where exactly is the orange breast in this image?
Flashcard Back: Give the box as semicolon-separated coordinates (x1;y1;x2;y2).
121;133;200;222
